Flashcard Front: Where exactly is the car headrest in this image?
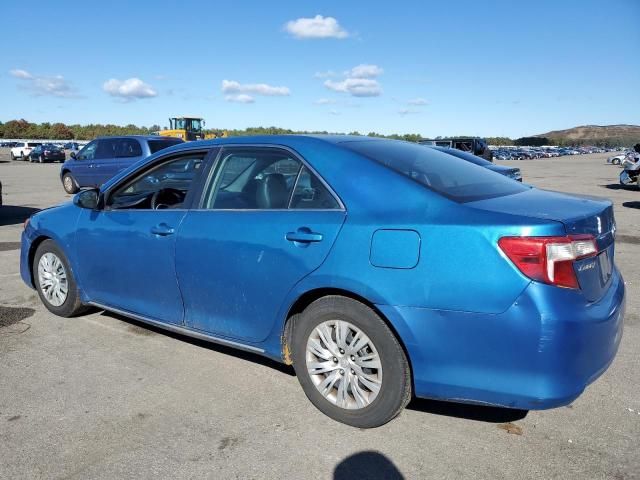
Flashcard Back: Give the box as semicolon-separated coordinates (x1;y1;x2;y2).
256;173;288;209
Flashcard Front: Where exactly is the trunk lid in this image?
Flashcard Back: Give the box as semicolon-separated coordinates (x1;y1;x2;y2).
469;188;616;301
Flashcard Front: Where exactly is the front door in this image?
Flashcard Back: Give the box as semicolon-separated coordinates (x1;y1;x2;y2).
75;150;209;324
175;147;346;342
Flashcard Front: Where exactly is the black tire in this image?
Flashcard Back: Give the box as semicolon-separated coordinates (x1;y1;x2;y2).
33;239;87;317
613;158;620;165
39;155;44;164
10;151;15;160
62;172;79;194
291;296;411;428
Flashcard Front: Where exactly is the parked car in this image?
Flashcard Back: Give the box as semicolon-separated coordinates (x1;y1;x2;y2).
10;142;42;160
608;152;631;165
63;142;80;151
22;136;624;428
430;146;522;181
419;137;493;161
28;144;66;163
0;180;2;206
60;135;184;194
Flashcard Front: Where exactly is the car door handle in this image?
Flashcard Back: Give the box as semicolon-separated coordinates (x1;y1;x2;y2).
150;223;175;236
286;228;323;243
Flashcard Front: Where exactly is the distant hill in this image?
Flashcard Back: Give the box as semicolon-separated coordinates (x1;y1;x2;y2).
534;124;640;146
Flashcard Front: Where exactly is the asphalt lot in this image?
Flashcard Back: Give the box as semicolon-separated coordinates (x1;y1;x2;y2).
0;149;639;480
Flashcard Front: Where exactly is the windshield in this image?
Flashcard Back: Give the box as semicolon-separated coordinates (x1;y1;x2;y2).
343;139;529;203
147;139;184;154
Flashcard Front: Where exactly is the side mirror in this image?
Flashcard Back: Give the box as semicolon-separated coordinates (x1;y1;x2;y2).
70;151;77;159
73;189;99;209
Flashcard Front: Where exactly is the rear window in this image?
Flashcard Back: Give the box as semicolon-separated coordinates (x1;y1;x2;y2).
343;139;529;203
27;143;41;147
148;139;184;154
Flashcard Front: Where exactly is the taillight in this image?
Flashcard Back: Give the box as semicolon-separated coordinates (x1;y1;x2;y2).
498;235;598;289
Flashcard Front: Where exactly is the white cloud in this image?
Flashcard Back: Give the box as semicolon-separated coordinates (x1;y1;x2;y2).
324;78;382;97
398;108;420;115
10;68;79;97
329;110;340;115
221;79;290;97
314;98;336;105
103;78;157;100
313;70;336;79
345;64;383;79
10;69;33;79
408;97;427;106
225;94;255;104
285;15;349;39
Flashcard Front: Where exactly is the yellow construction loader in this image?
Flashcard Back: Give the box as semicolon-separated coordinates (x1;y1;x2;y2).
159;117;225;141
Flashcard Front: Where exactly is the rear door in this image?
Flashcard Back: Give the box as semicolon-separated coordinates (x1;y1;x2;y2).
114;138;144;174
175;146;346;342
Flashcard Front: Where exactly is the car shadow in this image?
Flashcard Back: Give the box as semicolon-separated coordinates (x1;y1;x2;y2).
622;201;640;209
98;309;296;376
600;183;635;191
98;309;527;423
0;206;40;226
407;397;528;423
334;451;404;480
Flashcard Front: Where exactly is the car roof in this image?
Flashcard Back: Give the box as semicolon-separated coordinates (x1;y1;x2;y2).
95;135;181;141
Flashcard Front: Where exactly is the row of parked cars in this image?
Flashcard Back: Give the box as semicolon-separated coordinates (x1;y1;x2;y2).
8;141;81;163
492;146;620;160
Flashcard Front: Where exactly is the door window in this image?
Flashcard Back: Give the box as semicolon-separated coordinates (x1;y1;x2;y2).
76;140;98;160
203;148;302;209
95;139;117;159
108;152;207;210
115;139;143;158
289;166;341;209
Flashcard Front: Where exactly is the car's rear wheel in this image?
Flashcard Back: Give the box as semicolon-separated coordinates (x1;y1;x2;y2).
291;296;411;428
39;155;44;164
33;240;86;317
62;173;79;194
613;158;620;165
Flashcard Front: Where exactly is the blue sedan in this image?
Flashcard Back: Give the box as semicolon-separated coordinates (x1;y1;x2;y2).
21;135;624;427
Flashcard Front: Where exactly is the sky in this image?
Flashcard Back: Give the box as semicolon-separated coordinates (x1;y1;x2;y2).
1;0;639;138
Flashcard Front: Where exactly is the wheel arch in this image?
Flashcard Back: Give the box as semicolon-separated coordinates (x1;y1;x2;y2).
280;288;414;388
27;235;52;287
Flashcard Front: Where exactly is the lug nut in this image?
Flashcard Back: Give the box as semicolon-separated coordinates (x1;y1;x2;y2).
339;369;345;375
339;349;345;354
350;355;355;361
351;369;355;375
333;357;338;363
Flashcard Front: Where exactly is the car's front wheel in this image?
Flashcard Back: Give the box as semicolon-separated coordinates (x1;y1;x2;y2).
33;239;86;317
292;296;411;428
62;172;79;194
613;158;620;165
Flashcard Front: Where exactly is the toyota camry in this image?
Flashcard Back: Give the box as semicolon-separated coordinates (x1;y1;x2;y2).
21;135;624;428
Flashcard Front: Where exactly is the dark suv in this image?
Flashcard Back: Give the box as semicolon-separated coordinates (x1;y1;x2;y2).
60;136;184;193
419;137;493;162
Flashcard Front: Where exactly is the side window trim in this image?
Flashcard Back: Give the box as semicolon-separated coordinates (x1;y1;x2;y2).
196;144;345;211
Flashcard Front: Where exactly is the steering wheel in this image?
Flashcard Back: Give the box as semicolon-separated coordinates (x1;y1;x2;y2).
151;188;185;210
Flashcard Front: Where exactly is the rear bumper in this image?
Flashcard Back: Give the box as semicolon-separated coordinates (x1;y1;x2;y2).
378;269;625;410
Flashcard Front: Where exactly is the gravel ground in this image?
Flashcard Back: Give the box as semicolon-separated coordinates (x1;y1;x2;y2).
0;149;638;480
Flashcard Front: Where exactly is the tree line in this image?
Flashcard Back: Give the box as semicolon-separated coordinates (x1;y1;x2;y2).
0;119;633;147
